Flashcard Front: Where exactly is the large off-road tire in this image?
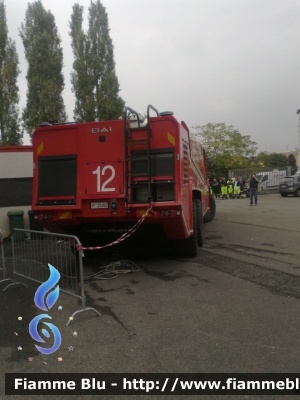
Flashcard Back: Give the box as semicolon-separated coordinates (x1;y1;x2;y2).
171;200;198;257
195;198;204;247
203;194;216;223
295;189;300;197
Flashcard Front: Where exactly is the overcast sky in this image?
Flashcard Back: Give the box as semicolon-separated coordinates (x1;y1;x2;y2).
5;0;300;153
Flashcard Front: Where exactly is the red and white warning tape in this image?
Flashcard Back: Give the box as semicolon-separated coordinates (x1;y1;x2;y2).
76;207;155;251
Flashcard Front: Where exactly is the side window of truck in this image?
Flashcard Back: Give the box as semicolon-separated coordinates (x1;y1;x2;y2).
261;175;268;182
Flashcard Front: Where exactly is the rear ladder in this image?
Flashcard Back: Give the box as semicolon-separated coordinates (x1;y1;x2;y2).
124;105;159;210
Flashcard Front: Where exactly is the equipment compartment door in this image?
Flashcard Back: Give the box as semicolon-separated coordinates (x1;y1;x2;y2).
84;161;124;195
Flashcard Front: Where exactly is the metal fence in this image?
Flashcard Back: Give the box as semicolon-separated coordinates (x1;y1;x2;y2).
3;229;100;326
0;230;13;286
228;167;291;192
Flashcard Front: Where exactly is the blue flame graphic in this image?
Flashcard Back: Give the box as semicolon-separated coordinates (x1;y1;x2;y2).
29;314;62;355
34;264;60;311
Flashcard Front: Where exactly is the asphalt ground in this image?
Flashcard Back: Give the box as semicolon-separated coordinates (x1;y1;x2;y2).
0;193;300;400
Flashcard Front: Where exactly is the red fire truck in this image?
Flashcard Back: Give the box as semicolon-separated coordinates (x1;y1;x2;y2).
32;105;216;257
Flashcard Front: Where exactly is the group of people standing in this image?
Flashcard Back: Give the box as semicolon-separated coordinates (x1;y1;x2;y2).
209;174;259;205
210;177;243;199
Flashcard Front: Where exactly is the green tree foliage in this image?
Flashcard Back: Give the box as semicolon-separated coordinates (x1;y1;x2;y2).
255;152;289;168
69;1;125;122
254;151;270;167
19;0;67;136
267;153;288;167
0;0;21;145
288;153;298;174
193;123;257;177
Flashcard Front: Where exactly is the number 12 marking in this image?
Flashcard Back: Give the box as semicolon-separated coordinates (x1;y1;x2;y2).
92;165;116;192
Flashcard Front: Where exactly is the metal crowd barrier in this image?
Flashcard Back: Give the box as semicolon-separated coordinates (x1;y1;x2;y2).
3;229;100;326
0;230;13;286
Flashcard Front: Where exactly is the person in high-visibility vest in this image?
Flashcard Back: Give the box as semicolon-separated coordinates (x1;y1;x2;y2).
233;177;241;198
227;178;234;198
208;178;214;195
220;177;228;199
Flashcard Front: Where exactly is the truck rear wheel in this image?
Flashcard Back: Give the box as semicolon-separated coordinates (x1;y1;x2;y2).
171;200;198;257
203;194;216;223
195;198;204;247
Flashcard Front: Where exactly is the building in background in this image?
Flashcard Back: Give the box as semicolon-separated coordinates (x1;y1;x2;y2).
297;110;300;170
0;146;33;238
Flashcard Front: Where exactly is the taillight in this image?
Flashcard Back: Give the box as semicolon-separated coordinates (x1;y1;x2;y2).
160;210;180;217
37;213;52;220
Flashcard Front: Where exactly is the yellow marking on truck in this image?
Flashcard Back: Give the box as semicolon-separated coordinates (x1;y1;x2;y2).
37;142;44;155
136;209;152;218
167;132;175;146
59;212;72;220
